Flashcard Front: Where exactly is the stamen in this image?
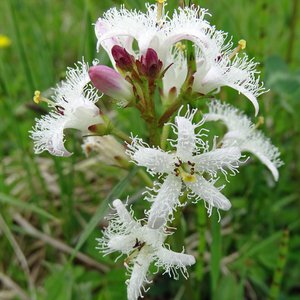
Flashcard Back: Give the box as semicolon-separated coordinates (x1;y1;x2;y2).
228;39;247;59
33;90;56;107
175;42;186;52
156;0;166;24
255;116;264;129
33;90;42;104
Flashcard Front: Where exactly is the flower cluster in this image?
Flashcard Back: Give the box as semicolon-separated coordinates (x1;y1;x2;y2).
29;2;282;300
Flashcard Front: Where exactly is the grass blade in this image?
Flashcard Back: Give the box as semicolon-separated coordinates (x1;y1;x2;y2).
0;192;57;221
70;166;138;260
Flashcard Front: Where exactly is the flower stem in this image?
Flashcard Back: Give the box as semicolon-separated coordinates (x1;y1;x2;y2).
210;209;221;300
112;128;131;144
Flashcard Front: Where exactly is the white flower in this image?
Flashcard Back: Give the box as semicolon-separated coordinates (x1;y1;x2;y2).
193;40;266;116
95;4;266;114
95;4;210;66
30;60;103;157
205;100;283;181
126;107;241;227
97;199;195;300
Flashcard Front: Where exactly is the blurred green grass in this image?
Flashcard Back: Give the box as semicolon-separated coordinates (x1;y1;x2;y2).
0;0;299;299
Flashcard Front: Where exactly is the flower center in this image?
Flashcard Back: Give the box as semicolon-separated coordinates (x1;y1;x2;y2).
123;238;146;268
174;160;197;183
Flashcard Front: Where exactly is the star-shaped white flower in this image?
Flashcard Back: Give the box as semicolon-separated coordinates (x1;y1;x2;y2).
30;60;103;157
126;108;241;228
97;199;195;300
205;100;283;181
193;42;266;116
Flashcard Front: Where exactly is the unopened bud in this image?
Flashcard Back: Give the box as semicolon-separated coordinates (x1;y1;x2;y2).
89;65;133;103
111;45;134;71
138;48;163;79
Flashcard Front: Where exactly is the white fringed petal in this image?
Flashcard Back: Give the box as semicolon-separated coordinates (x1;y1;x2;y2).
147;174;182;229
31;113;71;157
113;199;136;227
126;137;175;175
127;251;152;300
155;247;196;279
205;100;283;181
175;116;198;162
107;235;136;254
162;48;188;98
187;175;232;211
193;147;241;177
240;131;283;181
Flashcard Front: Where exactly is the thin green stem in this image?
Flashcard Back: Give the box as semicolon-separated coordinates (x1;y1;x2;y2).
112;128;132;143
210;210;221;300
268;229;289;300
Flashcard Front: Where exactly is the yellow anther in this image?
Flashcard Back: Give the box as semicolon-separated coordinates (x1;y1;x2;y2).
175;42;186;52
33;90;55;107
229;39;247;59
33;90;41;104
181;171;197;183
0;35;11;48
238;39;246;50
157;0;166;4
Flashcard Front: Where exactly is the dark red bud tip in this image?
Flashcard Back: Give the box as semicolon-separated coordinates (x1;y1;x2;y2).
111;45;134;71
140;48;163;78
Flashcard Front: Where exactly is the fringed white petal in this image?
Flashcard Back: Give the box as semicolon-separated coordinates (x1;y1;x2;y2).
193;47;266;115
127;251;152;300
187;175;231;212
95;4;162;57
147;174;182;229
193;147;241;178
97;234;136;255
30;113;71;157
241;131;283;181
126;137;175;175
174;111;202;161
155;247;196;280
162;48;188;98
205;100;283;181
113;199;136;227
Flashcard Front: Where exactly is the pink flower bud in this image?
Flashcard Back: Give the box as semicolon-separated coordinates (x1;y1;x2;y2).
89;65;133;103
111;45;134;71
138;48;163;78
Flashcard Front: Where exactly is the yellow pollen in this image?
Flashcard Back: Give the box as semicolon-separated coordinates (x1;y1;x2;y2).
0;35;11;48
33;90;41;104
175;42;186;52
157;0;165;3
229;39;247;59
181;171;197;183
238;39;246;50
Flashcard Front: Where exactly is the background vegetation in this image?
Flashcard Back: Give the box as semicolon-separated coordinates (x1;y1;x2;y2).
0;0;299;299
